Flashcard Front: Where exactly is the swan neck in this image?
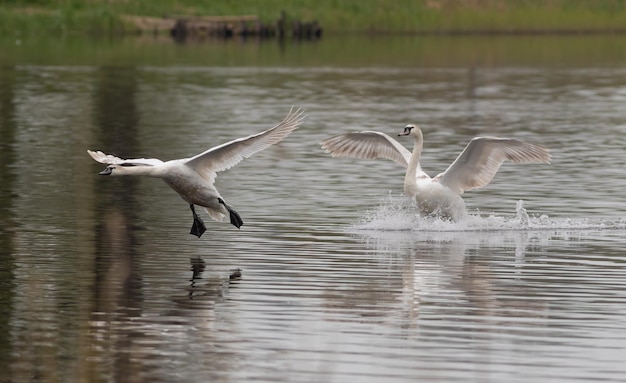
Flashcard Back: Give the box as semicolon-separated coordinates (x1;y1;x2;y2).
112;165;159;177
404;132;423;193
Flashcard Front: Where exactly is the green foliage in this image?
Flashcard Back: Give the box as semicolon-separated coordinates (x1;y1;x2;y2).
1;0;626;35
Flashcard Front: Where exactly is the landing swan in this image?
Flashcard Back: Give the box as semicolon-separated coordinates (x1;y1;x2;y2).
88;107;305;238
321;125;551;221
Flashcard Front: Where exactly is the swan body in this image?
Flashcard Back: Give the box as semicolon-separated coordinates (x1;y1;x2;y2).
321;125;551;221
88;107;305;237
410;177;467;220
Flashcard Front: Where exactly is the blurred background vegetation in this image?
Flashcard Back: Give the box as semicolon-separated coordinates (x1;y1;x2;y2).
1;0;626;36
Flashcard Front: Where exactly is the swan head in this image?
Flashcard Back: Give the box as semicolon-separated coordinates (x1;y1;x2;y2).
99;166;114;175
398;124;422;138
98;164;149;176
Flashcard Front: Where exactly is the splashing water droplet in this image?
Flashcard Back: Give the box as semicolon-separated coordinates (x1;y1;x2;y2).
351;195;626;233
516;200;529;227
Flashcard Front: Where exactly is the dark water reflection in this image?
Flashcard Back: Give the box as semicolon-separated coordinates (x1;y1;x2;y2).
1;35;626;382
0;64;17;376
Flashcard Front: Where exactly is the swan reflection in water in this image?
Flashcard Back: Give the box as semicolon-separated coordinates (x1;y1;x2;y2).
188;256;242;299
330;220;559;332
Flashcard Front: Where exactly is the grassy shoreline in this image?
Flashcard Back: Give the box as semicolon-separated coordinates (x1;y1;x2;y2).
2;0;626;36
3;34;626;68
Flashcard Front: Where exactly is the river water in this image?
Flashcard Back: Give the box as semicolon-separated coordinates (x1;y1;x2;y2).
1;35;626;382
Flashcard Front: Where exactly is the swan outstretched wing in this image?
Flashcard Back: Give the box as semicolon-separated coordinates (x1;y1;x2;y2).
436;137;551;194
87;150;164;166
185;107;305;181
320;131;411;168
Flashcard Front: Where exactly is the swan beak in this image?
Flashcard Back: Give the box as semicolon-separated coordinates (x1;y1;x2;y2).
99;167;113;175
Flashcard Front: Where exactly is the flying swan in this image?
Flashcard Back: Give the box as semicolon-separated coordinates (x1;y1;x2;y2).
320;124;551;221
88;107;305;238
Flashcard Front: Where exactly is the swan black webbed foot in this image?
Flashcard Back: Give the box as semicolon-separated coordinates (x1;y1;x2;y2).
218;198;243;229
189;204;207;238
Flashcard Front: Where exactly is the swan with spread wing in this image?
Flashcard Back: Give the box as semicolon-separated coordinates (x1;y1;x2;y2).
89;107;305;237
321;124;551;221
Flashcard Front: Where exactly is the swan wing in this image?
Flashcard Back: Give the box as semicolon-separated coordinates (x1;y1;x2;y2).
436;137;551;194
87;150;164;166
320;131;411;167
184;107;305;180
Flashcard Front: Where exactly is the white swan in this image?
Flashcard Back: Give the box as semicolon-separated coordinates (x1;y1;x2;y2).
88;107;305;238
321;124;551;221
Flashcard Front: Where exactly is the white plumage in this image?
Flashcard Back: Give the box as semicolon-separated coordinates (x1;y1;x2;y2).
88;107;305;237
321;124;551;221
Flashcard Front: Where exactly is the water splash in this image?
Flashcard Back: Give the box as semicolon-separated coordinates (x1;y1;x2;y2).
516;199;529;227
351;194;626;233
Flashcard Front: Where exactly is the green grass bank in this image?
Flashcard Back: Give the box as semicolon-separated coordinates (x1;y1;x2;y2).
2;0;626;36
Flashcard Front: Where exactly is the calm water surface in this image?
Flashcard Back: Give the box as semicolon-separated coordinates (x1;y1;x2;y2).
1;35;626;382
